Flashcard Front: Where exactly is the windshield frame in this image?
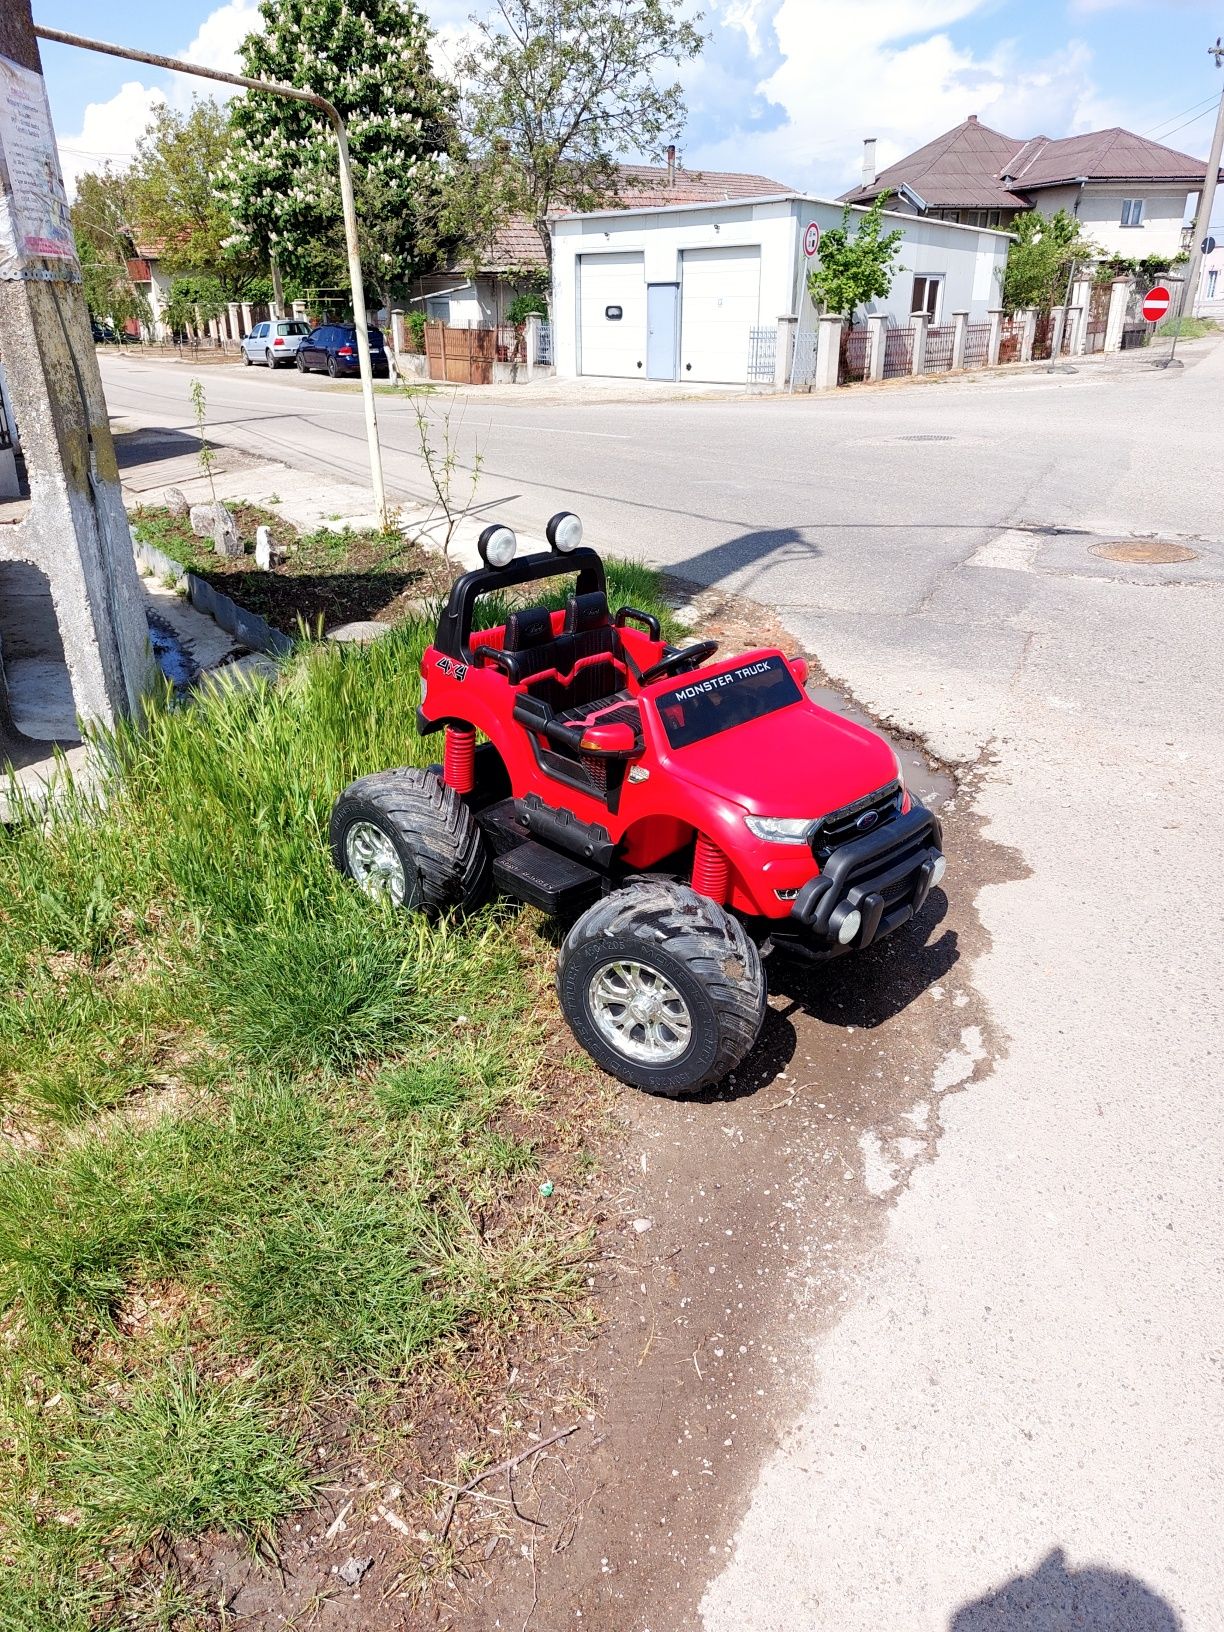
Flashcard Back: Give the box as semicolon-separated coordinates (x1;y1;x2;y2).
649;653;804;751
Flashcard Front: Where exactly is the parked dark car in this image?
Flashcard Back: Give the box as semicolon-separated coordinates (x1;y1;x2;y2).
295;323;389;379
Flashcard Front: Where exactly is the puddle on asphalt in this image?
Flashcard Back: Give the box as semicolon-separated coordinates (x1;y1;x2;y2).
807;681;955;813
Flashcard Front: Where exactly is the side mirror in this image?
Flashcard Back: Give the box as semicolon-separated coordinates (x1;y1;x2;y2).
789;655;809;686
580;721;638;759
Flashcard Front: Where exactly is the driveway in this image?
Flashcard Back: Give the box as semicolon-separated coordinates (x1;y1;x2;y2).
99;344;1224;1629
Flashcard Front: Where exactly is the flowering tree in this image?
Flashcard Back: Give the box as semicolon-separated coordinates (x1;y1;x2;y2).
223;0;456;312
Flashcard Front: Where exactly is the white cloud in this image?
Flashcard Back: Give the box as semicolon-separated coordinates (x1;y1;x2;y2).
54;0;263;196
682;0;1108;196
57;80;167;195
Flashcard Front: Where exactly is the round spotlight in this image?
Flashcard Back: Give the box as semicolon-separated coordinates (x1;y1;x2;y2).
478;524;517;569
546;511;583;553
836;908;862;946
930;854;947;887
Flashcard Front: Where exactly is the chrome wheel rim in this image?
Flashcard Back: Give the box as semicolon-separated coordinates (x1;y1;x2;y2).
588;960;692;1065
344;821;408;906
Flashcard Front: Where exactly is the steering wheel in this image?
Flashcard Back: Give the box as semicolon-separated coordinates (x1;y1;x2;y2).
638;640;720;687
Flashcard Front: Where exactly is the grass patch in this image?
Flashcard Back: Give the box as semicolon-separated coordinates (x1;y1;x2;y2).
1154;315;1218;340
0;574;663;1622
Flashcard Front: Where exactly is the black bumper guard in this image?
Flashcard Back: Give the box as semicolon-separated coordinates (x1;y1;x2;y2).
780;803;943;959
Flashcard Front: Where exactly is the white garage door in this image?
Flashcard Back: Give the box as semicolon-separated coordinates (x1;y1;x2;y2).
680;246;762;383
578;253;646;378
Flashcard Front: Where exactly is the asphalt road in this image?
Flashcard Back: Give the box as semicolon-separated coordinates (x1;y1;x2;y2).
100;346;1224;1630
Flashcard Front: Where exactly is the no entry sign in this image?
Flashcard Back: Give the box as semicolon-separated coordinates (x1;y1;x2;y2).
1142;286;1171;323
803;221;821;257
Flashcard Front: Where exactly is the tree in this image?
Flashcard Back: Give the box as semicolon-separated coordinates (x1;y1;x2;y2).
128;99;246;282
1001;209;1097;314
71;167;148;330
454;0;706;268
223;0;456;312
806;196;903;322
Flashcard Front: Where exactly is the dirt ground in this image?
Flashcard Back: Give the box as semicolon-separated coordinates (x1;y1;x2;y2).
176;584;1019;1632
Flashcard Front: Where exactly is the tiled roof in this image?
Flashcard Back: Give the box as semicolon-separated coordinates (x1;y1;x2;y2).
842;116;1212;211
475;162;796;270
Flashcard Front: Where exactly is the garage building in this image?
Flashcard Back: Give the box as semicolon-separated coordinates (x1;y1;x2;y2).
550;194;1012;385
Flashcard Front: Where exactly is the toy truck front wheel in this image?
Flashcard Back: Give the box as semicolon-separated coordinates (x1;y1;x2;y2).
330;768;488;915
557;882;766;1096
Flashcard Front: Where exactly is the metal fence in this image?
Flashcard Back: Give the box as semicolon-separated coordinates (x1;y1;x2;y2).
963;323;991;369
536;320;553;366
839;325;870;383
881;327;913;378
790;327;818;389
922;325;955;372
747;325;777;385
495;324;524;364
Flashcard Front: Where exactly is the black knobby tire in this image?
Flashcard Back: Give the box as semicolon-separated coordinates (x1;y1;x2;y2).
557;881;766;1096
329;768;488;915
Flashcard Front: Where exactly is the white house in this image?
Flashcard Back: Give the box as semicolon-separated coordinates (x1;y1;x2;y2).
844;117;1213;266
549;195;1011;384
1194;240;1224;320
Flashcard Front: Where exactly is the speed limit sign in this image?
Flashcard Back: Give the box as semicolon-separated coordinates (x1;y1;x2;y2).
803;221;821;257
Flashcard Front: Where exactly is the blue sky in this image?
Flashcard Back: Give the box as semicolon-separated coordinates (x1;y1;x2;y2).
34;0;1224;227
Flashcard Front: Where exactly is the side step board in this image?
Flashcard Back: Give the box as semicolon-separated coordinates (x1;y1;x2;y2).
492;839;602;916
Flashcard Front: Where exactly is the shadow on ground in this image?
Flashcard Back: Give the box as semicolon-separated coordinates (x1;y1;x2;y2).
951;1547;1181;1631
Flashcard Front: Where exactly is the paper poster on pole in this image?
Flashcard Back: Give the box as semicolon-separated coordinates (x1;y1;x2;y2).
0;53;78;280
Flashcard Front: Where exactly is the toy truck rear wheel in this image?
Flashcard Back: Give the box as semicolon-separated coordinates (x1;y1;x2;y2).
330;768;488;914
557;882;766;1096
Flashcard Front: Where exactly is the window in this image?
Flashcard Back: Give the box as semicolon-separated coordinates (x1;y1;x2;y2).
278;321;310;336
425;296;449;322
911;275;943;322
1208;269;1219;300
655;656;803;750
1120;198;1145;227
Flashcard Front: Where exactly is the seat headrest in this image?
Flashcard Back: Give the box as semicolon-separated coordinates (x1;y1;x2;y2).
565;591;610;635
504;605;554;652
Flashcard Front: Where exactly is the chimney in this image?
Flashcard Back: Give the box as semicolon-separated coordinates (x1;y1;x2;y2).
862;138;877;187
967;114;978;123
667;143;676;185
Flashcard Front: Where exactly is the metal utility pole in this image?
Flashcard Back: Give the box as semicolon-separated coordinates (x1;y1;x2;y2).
1180;37;1224;333
33;24;391;529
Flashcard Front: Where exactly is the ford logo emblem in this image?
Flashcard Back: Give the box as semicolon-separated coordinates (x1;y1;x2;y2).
855;810;880;832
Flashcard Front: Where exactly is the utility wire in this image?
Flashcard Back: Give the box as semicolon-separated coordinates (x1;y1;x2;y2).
1142;92;1218;138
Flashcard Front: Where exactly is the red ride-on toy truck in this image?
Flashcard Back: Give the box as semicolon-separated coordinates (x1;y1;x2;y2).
330;514;945;1096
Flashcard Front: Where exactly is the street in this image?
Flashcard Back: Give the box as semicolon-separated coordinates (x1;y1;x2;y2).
101;347;1224;1629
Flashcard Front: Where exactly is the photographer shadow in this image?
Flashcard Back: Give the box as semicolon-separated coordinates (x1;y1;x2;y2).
951;1548;1181;1631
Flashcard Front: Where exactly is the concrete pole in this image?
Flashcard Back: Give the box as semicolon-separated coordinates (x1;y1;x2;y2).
987;308;1003;367
813;316;844;391
34;23;391;529
241;301;253;335
1066;303;1086;356
1104;277;1132;353
1049;305;1067;360
951;311;969;370
1181;41;1224;338
866;314;888;381
774;315;797;389
910;314;928;374
0;4;152;729
1020;308;1038;363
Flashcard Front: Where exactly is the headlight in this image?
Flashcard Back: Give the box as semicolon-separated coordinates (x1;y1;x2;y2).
890;748;906;793
478;524;517;568
744;815;815;845
546;511;583;553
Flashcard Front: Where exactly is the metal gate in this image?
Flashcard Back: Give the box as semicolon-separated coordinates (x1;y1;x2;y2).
747;325;776;384
1085;282;1110;354
839;325;870;383
881;327;913;378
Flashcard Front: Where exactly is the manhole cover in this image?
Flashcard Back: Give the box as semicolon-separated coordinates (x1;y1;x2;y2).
898;434;954;442
1089;539;1199;565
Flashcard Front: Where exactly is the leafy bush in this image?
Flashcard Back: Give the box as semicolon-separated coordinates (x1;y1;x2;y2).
507;291;548;326
406;307;428;349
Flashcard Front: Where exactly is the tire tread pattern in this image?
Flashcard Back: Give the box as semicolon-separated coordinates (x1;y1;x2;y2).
557;881;766;1096
329;768;488;913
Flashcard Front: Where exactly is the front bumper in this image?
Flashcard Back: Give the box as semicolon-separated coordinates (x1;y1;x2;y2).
771;803;944;960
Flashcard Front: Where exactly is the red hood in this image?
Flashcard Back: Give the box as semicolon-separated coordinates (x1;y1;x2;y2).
656;691;898;819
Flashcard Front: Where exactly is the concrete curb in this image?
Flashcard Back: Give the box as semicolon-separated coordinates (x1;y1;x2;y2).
133;541;294;658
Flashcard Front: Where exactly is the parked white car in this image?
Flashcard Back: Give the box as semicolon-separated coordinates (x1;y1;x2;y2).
241;319;312;369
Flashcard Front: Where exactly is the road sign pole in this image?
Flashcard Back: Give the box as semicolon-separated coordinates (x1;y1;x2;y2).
33;24;392;530
1180;39;1224;340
